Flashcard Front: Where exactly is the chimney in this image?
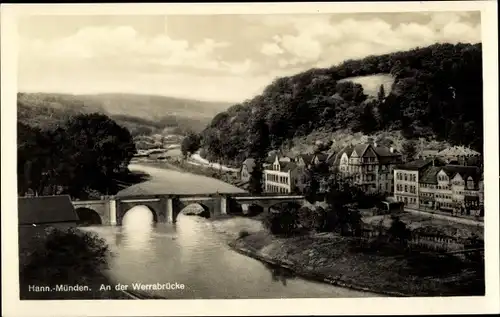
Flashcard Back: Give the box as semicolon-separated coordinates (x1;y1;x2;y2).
390;147;394;153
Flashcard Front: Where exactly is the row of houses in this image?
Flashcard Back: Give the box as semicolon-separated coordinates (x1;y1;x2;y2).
238;142;484;216
240;142;403;195
393;160;484;216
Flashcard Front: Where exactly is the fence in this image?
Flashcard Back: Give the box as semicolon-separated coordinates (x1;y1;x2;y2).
361;229;478;253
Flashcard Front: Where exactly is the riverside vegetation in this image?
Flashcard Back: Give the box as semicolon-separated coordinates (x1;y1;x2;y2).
214;205;484;296
19;228;130;300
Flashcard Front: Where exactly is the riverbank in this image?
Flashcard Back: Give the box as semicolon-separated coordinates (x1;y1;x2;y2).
210;216;485;297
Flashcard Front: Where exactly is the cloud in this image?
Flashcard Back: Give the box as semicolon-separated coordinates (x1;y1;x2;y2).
19;26;236;74
260;42;284;56
259;12;481;70
18;12;482;103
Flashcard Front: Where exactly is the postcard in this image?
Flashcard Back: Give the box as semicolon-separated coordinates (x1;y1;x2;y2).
1;1;499;316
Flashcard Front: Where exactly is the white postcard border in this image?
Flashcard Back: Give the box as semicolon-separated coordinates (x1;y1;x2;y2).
2;2;499;316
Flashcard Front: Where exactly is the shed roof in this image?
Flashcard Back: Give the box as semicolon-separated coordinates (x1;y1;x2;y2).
18;195;79;225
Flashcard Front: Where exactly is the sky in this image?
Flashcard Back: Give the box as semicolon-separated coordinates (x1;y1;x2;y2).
17;11;481;103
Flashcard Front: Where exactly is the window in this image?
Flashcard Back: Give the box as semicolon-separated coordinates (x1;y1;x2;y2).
467;177;474;190
404;185;408;192
404;174;408;181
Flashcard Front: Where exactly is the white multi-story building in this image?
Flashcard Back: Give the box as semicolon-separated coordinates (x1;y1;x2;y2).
263;155;298;194
393;160;434;209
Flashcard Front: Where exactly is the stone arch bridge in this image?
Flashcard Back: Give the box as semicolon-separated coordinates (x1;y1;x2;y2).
72;193;305;226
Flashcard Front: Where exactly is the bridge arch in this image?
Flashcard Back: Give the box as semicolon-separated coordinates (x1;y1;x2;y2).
75;207;102;226
116;200;163;226
177;203;211;220
239;203;264;216
121;205;159;226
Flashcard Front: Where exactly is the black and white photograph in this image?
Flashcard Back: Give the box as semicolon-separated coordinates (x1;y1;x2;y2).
2;2;499;316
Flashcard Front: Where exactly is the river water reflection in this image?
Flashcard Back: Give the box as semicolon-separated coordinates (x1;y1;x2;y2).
84;206;378;299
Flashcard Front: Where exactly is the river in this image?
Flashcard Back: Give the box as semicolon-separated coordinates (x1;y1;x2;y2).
83;164;377;299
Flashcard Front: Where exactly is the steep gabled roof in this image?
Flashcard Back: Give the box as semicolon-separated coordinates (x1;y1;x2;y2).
352;144;370;157
332;145;354;165
442;165;481;182
281;162;298;172
313;153;328;162
18;195;79;225
298;154;314;164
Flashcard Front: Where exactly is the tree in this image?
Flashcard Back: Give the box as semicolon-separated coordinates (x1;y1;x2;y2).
323;176;363;235
17;113;136;199
387;216;411;246
377;84;386;102
20;228;110;299
402;140;418;161
248;159;264;195
354;101;379;134
181;132;201;158
247;112;270;195
302;168;320;203
263;202;300;235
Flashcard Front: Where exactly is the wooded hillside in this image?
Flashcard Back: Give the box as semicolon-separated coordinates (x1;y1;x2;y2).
200;43;483;165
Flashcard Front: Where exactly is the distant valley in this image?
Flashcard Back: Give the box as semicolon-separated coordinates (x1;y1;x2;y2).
17;92;232;137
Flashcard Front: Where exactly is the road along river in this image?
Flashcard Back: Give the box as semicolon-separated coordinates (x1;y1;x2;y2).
83;164;379;299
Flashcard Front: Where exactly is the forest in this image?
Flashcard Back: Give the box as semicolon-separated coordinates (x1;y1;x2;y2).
17;113;137;199
200;43;483;165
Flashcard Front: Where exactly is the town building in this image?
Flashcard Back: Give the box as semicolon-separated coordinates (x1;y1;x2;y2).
18;195;80;266
436;146;481;165
263;155;298;194
414;164;482;216
418;166;442;210
332;142;402;193
393;159;434;209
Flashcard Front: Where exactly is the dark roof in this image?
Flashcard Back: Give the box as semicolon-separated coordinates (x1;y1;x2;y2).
442;165;481;182
313;153;328;162
280;162;298;172
395;159;433;171
464;195;479;201
265;154;277;164
352;144;370;157
419;166;441;184
373;146;400;157
298;154;314;164
332;145;354;165
325;152;336;164
18;195;79;225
